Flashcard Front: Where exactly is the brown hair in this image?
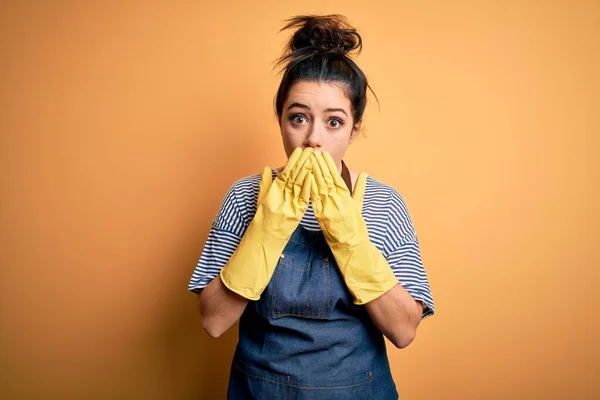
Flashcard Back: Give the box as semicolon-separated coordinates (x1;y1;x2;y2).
274;15;376;127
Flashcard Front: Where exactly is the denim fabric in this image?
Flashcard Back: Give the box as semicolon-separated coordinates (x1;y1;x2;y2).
227;226;399;399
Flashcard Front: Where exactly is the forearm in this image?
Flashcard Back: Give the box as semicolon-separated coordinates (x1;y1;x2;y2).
199;275;248;338
364;284;423;349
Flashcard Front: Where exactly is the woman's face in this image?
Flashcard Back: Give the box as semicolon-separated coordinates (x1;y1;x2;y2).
280;80;358;172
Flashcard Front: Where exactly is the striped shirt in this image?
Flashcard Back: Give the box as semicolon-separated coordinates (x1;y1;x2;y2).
189;170;435;318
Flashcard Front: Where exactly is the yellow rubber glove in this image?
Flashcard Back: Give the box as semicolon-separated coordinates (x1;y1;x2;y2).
220;147;313;300
310;151;398;305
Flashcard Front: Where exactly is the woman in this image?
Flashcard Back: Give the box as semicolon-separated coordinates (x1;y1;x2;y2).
189;14;435;399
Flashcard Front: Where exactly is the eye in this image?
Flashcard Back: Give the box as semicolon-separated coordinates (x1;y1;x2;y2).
290;114;307;124
327;117;344;128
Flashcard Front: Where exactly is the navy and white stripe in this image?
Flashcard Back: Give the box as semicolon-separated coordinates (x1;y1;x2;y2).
189;170;435;318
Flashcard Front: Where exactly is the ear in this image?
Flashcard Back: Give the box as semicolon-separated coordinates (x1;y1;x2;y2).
349;121;361;144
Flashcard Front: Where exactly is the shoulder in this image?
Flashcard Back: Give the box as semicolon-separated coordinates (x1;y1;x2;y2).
364;175;410;212
217;170;275;226
363;174;417;244
228;172;263;195
228;167;279;191
222;170;271;205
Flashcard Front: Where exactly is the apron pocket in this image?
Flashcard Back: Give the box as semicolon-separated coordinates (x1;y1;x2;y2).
288;371;374;400
228;358;290;400
269;252;333;319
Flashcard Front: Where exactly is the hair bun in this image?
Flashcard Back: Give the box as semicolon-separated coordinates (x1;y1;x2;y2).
281;14;362;56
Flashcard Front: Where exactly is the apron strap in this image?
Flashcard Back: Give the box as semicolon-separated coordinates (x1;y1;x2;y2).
341;160;352;194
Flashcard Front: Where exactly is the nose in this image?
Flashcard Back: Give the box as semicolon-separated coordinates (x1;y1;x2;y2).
303;122;324;150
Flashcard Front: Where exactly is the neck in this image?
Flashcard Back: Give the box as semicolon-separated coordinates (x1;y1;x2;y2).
341;160;353;193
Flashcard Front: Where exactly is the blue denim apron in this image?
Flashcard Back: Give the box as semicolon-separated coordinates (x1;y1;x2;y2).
227;225;399;399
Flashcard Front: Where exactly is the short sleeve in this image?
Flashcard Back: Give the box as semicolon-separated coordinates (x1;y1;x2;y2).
188;182;250;294
382;190;435;319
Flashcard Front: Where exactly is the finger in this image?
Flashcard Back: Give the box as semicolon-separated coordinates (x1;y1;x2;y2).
278;147;303;181
291;153;312;195
352;171;367;209
309;173;323;215
286;147;313;187
311;153;328;192
298;169;312;206
313;151;334;190
322;151;347;190
257;166;273;205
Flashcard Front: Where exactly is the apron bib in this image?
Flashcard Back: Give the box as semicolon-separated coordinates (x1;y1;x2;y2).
227;161;398;399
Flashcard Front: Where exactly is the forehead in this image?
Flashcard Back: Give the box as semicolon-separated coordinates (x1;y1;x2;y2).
285;81;351;110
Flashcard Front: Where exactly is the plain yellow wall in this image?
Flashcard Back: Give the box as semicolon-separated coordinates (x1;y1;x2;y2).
1;1;598;399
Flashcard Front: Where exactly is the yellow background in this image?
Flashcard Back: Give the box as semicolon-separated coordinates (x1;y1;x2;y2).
1;1;598;399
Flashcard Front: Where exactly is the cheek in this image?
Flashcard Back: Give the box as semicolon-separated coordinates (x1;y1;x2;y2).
280;126;300;157
281;125;302;143
332;132;352;159
280;129;293;146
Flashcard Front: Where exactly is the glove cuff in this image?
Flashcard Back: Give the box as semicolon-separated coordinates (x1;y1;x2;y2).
330;241;398;305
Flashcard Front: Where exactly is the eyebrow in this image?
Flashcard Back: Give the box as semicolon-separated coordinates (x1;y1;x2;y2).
287;102;348;117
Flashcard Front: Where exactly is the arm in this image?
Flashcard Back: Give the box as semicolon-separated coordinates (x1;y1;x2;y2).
365;196;434;348
364;285;424;348
198;275;248;338
308;152;434;348
192;148;314;338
